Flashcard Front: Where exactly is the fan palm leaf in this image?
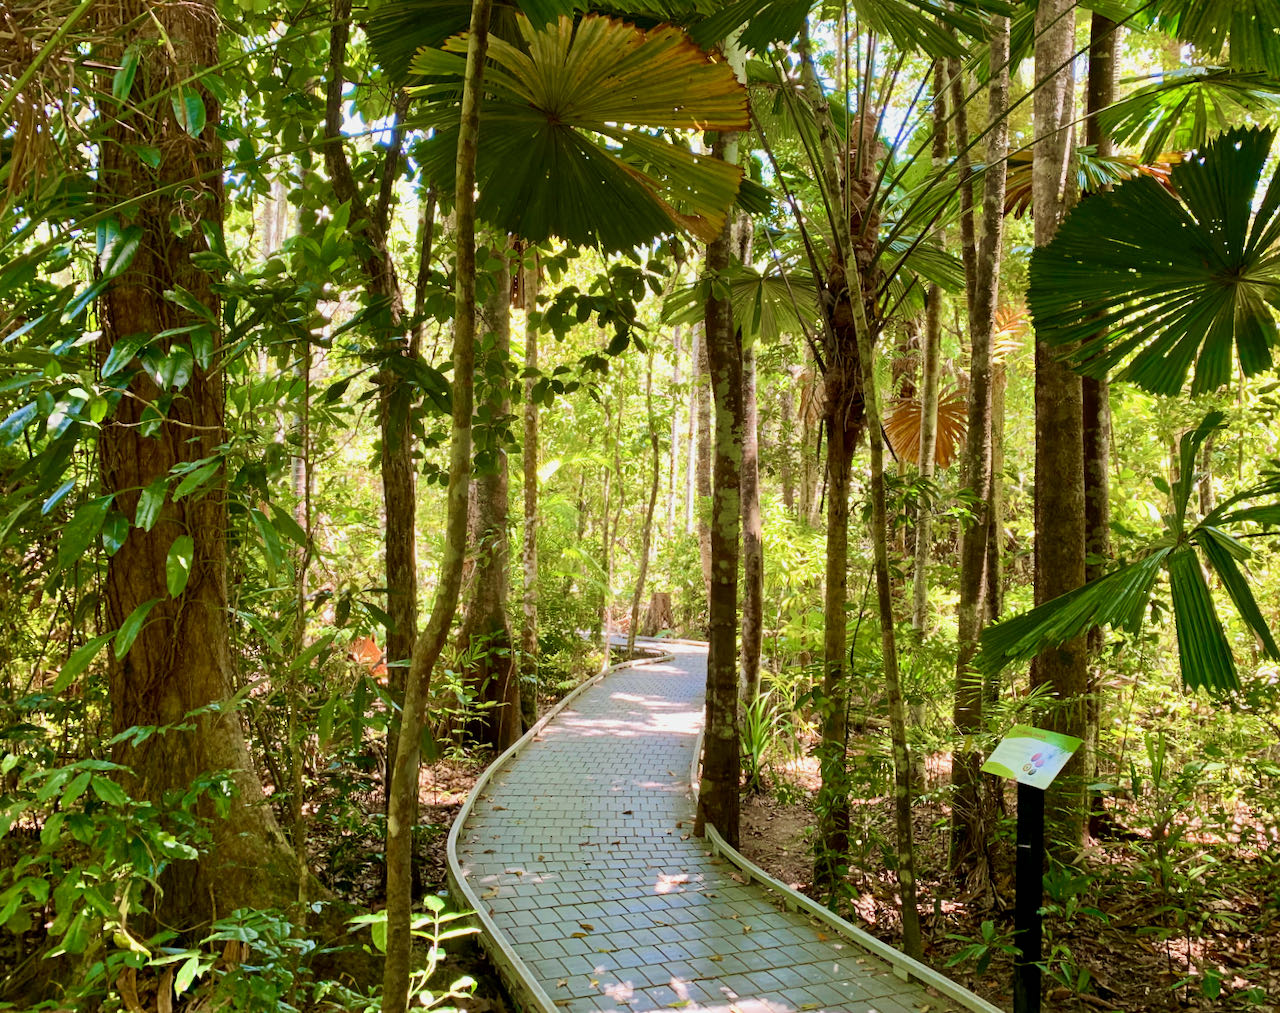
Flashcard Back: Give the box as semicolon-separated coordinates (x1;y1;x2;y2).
408;15;748;250
1028;127;1280;397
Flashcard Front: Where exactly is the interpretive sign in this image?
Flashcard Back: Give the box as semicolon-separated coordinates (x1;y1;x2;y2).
981;725;1083;1013
981;724;1082;789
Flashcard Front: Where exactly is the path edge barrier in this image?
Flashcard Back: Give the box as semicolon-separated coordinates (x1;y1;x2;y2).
688;729;1004;1013
445;643;676;1013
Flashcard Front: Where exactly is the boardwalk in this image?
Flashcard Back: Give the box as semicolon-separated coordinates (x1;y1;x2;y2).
451;643;993;1013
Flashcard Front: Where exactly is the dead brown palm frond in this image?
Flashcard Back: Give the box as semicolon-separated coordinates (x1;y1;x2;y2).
884;385;968;470
993;303;1028;363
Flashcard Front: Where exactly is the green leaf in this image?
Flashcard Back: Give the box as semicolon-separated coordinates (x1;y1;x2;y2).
1030;127;1280;396
170;85;206;137
1167;546;1239;694
172;460;219;500
174;954;202;995
250;508;281;582
42;479;76;516
90;776;128;806
269;503;307;549
157;346;194;391
101;510;130;556
164;285;216;323
1154;0;1280;77
190;325;214;370
115;598;161;659
975;550;1169;679
318;694;338;749
166;535;195;597
57;495;113;571
1194;526;1280;660
0;402;37;445
135;478;167;531
113;44;141;102
51;634;114;695
99;222;143;279
102;333;151;379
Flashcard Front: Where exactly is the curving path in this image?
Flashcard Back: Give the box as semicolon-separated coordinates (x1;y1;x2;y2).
450;642;999;1013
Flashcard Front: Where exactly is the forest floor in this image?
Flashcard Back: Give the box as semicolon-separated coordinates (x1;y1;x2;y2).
736;753;1279;1013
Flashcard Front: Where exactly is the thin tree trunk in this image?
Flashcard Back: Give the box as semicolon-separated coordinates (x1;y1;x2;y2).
520;254;540;730
381;0;490;1002
909;65;948;792
597;409;612;645
97;0;299;926
1032;0;1088;855
323;2;417;812
627;351;661;660
685;325;699;535
780;371;796;512
951;15;1010;879
798;22;921;954
668;326;682;539
740;308;764;705
411;186;438;357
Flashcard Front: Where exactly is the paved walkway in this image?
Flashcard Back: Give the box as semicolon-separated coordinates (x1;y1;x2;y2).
454;643;975;1012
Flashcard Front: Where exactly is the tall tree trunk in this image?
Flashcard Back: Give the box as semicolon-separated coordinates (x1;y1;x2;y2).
740;307;764;705
797;21;922;952
323;2;417;811
97;0;299;927
668;326;682;539
694;114;745;846
597;412;613;645
695;325;714;594
459;241;520;753
909;65;948;793
1032;0;1088;854
382;0;490;1002
951;15;1010;879
779;370;797;512
520;253;540;730
685;324;699;535
627;351;661;660
1083;11;1118;830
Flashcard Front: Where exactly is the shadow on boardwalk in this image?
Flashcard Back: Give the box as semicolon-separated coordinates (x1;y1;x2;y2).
452;642;990;1013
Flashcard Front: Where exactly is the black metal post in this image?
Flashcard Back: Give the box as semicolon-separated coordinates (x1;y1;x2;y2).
1014;781;1043;1013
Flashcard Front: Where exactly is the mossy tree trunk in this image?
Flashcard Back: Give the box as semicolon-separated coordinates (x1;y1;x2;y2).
97;0;299;928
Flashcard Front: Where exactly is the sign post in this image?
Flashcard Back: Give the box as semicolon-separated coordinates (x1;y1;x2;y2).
981;725;1082;1013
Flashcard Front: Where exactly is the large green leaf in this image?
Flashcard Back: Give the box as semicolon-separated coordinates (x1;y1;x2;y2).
409;15;748;250
977;411;1280;695
689;0;1012;56
1099;68;1280;164
1029;127;1280;397
974;549;1169;680
663;264;818;339
1154;0;1280;78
